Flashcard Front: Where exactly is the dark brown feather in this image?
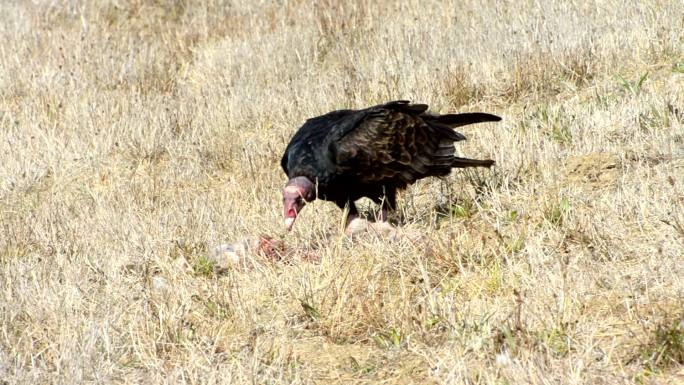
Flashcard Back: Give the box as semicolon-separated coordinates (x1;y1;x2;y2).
331;101;498;186
281;100;500;208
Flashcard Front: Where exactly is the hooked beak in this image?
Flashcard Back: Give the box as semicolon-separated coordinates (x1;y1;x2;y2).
284;216;296;231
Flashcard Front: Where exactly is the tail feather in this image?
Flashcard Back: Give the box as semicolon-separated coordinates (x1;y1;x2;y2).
431;123;466;141
383;100;429;114
434;113;501;128
452;156;495;168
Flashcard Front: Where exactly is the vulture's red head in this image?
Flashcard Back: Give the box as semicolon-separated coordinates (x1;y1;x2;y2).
282;176;315;231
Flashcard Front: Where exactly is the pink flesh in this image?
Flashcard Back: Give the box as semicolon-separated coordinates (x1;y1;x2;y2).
284;185;301;194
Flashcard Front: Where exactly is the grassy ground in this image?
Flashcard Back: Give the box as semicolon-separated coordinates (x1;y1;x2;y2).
1;0;683;383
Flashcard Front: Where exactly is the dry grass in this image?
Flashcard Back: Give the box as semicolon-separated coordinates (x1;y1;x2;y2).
1;0;683;383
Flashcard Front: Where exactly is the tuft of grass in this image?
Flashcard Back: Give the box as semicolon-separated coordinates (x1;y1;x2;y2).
616;72;649;96
673;62;684;73
507;210;520;222
300;300;321;322
450;203;472;219
550;124;573;145
640;319;684;370
444;68;485;108
505;234;526;254
192;255;215;277
538;328;572;358
201;298;231;320
372;327;403;350
544;196;571;227
558;53;596;87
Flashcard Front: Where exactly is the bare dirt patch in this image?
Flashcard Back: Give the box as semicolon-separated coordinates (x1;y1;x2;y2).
564;153;620;190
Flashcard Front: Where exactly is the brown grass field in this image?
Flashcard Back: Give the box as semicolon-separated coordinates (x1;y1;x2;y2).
1;1;683;383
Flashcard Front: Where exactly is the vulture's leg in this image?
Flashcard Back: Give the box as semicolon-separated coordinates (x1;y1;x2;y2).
377;188;397;223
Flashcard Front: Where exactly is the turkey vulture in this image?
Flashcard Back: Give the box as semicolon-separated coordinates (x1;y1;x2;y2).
281;100;500;231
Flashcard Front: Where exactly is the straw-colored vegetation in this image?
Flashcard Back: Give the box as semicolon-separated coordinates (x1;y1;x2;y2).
1;1;683;383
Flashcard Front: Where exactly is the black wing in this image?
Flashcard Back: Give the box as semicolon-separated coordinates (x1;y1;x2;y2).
281;109;359;179
326;100;500;187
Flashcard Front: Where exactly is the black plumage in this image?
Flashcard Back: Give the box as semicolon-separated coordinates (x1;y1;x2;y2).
280;100;500;229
